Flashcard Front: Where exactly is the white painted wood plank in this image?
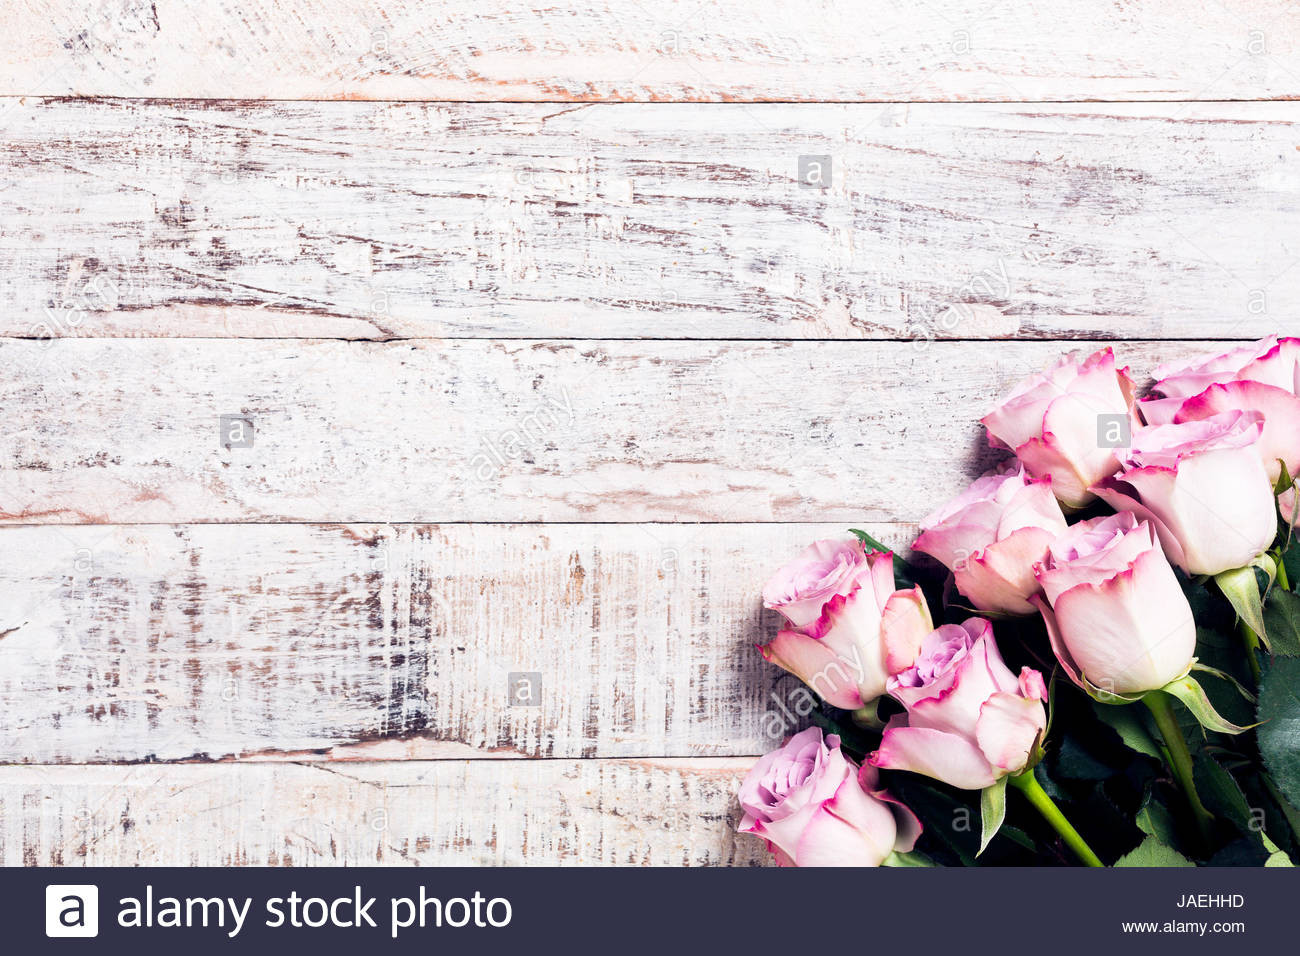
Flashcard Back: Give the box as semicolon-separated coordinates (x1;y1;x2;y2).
4;1;1297;102
0;522;911;762
4;100;1300;340
0;339;1251;525
0;760;767;865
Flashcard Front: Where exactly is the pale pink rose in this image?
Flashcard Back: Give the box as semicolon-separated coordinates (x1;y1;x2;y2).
1093;411;1277;575
761;543;932;708
1141;336;1300;483
981;348;1139;510
868;619;1047;791
1032;512;1195;696
738;727;921;867
913;465;1068;615
763;538;874;627
1148;335;1300;401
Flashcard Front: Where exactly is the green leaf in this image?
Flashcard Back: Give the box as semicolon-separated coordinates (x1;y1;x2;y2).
1115;835;1195;868
1264;588;1300;657
1055;735;1115;781
848;528;889;553
978;776;1008;857
885;776;977;866
1135;788;1179;848
1194;752;1254;836
1215;565;1270;649
1258;656;1300;810
1262;832;1295;867
1261;772;1300;846
1094;700;1162;760
1161;674;1254;735
998;825;1036;852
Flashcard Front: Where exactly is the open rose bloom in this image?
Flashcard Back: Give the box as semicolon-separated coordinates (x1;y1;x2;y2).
869;619;1047;790
738;727;921;867
741;337;1298;868
761;539;932;708
1144;335;1300;439
981;347;1138;510
914;466;1068;615
1094;410;1277;575
1144;336;1300;528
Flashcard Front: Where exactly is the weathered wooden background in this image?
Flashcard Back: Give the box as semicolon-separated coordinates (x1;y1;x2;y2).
3;1;1300;866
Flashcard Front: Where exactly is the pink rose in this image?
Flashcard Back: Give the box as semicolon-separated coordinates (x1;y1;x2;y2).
1147;335;1300;404
913;465;1068;615
869;619;1047;790
761;541;932;708
1142;336;1300;483
762;538;874;627
981;347;1138;510
738;727;921;867
1093;410;1277;575
1032;512;1195;696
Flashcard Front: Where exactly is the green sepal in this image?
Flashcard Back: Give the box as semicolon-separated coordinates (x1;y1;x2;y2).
978;775;1008;857
1274;459;1295;498
1160;674;1256;735
882;850;934;867
1190;660;1257;703
1081;674;1145;706
1215;563;1271;651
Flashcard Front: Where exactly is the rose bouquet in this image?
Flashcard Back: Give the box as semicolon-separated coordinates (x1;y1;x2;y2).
739;337;1300;867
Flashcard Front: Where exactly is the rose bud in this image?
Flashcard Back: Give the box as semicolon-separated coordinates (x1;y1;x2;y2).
761;540;932;708
868;619;1047;791
913;465;1067;616
1141;336;1300;483
738;726;921;867
1032;512;1195;696
1092;410;1277;576
981;347;1139;510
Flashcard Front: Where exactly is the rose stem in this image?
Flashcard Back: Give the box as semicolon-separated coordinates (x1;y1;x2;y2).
1277;558;1291;592
1008;771;1104;867
1143;690;1215;848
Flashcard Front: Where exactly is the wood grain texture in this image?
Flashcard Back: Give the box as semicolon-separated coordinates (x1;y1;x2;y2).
0;522;914;763
0;760;768;865
0;338;1260;526
5;100;1300;340
5;1;1299;102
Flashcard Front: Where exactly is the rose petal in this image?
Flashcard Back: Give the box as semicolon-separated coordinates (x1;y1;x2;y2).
870;723;999;791
880;587;932;676
760;629;865;710
976;691;1046;773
